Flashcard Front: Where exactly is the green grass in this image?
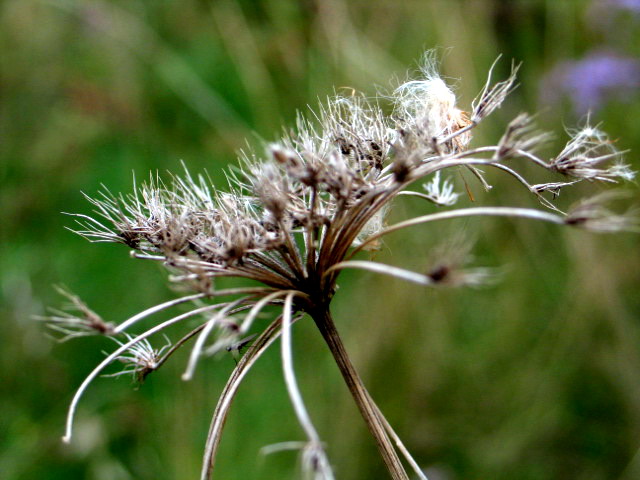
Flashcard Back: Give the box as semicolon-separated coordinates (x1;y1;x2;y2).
1;1;639;479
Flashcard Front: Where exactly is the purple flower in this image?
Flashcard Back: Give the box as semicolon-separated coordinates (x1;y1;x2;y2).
608;0;640;13
541;51;640;114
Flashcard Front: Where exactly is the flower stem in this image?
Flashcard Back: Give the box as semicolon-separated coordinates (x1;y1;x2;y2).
311;306;409;480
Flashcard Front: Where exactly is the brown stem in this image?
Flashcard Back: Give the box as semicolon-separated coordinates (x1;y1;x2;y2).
311;306;409;480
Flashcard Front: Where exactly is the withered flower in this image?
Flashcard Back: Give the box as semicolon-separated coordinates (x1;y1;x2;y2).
48;52;636;480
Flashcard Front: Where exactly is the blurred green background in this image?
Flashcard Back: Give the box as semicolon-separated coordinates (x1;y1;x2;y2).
2;0;640;479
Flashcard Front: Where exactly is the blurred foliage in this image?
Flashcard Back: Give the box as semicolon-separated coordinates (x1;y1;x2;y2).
1;0;639;479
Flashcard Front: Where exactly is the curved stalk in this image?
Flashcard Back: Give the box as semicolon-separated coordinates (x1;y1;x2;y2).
201;315;286;480
63;303;222;443
350;206;565;258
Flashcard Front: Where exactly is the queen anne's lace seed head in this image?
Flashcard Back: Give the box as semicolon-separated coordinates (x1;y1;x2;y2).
495;113;552;160
39;287;115;341
106;335;170;383
47;52;637;480
550;124;635;182
565;192;639;232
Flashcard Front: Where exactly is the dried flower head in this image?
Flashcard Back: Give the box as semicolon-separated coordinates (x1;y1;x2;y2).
105;335;171;384
39;286;115;341
551;124;635;182
565;191;640;232
48;52;636;480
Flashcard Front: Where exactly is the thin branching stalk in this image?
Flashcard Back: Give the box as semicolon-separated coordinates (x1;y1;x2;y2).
182;296;256;380
201;315;289;480
115;292;209;333
63;303;224;443
281;294;334;479
349;207;566;258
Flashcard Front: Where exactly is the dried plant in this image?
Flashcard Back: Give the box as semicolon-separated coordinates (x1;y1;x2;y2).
45;52;637;480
